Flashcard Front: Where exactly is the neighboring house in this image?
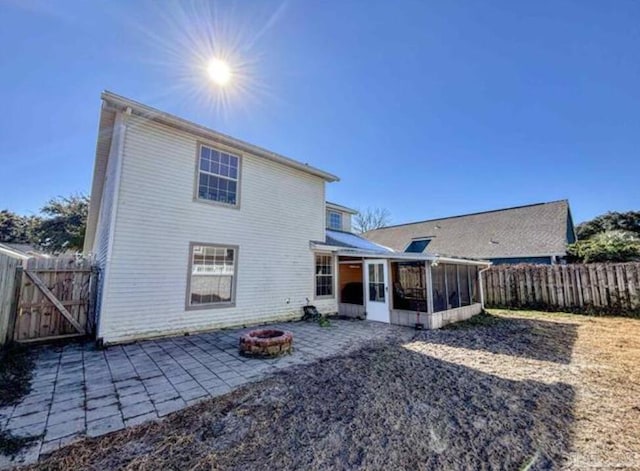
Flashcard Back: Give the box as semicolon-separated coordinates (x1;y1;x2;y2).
364;200;577;265
85;91;488;345
0;242;50;260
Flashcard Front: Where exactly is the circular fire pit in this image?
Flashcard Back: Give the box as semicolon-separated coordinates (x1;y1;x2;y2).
239;329;293;357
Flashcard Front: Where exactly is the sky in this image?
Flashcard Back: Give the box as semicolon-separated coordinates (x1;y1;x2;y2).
0;0;638;225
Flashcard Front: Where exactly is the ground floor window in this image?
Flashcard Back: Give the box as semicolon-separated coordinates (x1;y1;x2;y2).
392;261;427;311
431;263;479;312
187;243;237;308
315;254;334;297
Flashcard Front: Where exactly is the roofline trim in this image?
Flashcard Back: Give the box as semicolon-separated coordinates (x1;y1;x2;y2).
325;201;358;214
101;91;340;183
369;199;570;231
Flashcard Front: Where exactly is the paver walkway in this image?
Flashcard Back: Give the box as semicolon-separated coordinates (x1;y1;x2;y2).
0;319;413;468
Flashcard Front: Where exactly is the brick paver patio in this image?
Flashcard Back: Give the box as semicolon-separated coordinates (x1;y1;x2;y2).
0;319;413;468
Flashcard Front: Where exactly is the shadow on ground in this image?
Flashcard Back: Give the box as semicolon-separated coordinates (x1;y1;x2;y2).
29;332;575;470
428;313;579;364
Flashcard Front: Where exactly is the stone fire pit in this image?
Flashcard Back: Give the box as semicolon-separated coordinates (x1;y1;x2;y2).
239;329;293;357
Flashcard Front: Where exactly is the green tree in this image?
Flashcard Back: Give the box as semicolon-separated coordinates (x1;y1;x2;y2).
568;230;640;263
0;210;40;244
576;211;640;239
33;195;89;253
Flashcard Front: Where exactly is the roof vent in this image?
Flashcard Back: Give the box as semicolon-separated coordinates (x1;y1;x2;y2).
490;239;499;244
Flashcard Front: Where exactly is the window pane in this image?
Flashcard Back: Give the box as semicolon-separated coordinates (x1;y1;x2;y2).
315;255;334;297
405;239;431;253
328;211;342;230
459;265;470;306
431;264;446;312
469;266;479;303
368;263;385;302
198;145;240;204
392;262;427;311
446;264;460;309
189;245;235;305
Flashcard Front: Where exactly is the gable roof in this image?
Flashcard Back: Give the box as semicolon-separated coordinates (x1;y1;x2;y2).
101;92;339;182
326;201;358;215
84;91;340;253
364;200;575;259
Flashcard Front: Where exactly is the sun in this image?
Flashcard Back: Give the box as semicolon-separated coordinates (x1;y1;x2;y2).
207;58;232;86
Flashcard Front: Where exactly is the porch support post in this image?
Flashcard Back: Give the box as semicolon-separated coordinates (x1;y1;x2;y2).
425;261;434;314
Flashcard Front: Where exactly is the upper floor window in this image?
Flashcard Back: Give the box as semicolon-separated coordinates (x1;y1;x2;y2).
405;238;431;253
328;210;343;230
197;145;240;206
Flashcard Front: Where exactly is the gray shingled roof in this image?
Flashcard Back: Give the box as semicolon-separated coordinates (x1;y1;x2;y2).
364;200;574;259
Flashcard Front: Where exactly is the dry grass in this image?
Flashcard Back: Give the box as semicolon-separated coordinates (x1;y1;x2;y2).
26;311;640;471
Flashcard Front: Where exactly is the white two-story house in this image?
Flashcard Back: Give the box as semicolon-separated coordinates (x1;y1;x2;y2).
86;92;489;345
84;92;349;344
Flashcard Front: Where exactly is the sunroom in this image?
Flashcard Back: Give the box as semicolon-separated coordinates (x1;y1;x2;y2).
313;230;490;329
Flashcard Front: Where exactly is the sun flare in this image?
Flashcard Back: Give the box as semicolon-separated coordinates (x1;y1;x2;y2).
207;58;232;86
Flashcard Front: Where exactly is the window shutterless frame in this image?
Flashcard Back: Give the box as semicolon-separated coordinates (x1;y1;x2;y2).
314;252;335;299
327;210;343;230
185;242;239;311
193;141;242;209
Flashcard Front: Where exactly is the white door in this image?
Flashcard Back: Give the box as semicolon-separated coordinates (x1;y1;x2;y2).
365;260;390;323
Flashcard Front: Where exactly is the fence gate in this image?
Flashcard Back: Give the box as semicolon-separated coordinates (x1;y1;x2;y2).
13;256;97;343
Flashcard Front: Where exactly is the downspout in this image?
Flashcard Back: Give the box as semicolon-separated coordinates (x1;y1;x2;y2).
478;264;492;310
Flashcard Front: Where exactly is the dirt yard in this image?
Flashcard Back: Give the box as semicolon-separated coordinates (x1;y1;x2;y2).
24;311;640;470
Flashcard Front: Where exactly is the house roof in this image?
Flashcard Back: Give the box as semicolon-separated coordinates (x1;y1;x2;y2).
0;243;49;260
326;201;358;215
312;230;490;266
364;200;575;259
323;229;393;254
84;91;340;253
102;91;340;182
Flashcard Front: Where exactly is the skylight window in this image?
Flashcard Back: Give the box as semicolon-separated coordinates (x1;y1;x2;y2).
404;238;431;253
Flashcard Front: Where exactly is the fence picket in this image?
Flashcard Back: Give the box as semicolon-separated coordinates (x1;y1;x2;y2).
482;262;640;316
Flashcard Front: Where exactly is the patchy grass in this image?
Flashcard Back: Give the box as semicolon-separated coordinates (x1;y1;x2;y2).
0;346;35;408
443;310;504;329
26;311;640;471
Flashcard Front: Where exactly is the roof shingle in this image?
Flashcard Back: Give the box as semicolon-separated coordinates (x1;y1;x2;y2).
364;200;574;259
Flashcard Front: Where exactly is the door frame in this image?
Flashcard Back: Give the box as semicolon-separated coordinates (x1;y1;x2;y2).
364;259;390;323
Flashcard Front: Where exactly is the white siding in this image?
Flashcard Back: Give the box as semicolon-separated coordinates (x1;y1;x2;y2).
92;112;124;336
98;115;337;343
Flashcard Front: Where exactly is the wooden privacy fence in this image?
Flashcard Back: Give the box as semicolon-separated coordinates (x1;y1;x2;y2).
4;255;98;344
0;254;21;346
482;262;640;315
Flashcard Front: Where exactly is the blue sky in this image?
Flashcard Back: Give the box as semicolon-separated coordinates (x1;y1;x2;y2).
1;0;638;225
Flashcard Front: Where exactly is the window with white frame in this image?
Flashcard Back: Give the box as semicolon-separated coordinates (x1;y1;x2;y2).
188;244;237;307
327;210;343;230
315;254;334;297
197;145;240;205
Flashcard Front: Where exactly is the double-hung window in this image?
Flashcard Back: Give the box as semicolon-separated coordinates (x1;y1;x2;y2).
315;254;334;297
187;244;237;308
327;211;343;230
197;145;240;206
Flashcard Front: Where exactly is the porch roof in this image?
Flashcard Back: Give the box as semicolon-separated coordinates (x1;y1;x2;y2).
335;250;491;266
311;230;490;266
